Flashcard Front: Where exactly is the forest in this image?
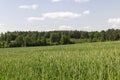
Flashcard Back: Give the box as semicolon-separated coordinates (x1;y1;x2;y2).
0;29;120;48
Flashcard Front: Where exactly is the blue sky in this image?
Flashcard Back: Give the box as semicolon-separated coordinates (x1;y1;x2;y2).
0;0;120;33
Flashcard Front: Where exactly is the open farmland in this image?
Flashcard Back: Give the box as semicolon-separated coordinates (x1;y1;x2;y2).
0;41;120;80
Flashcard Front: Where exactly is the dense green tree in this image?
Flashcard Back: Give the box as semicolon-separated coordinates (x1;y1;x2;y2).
9;41;17;47
0;29;120;48
100;30;106;41
81;32;88;39
0;33;6;41
50;33;61;45
72;31;81;39
93;32;101;42
60;34;70;44
24;36;32;46
15;36;24;47
40;36;47;46
88;32;94;42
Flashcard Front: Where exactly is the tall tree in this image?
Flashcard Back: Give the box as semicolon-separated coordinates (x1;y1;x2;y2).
50;33;61;45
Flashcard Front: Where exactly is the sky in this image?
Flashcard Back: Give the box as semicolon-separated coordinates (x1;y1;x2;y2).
0;0;120;33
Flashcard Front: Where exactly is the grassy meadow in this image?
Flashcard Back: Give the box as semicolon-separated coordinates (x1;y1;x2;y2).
0;41;120;80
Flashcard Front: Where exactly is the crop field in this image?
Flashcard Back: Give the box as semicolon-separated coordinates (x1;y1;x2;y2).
0;41;120;80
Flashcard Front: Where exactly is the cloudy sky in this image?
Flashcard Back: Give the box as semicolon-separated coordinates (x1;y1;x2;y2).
0;0;120;33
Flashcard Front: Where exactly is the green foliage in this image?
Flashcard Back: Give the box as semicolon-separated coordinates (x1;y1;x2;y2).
50;33;61;45
0;29;120;48
9;41;17;47
40;36;47;46
60;34;71;44
0;41;120;79
15;36;24;47
71;38;89;43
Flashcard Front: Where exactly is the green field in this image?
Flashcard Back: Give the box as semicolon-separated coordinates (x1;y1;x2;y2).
0;41;120;80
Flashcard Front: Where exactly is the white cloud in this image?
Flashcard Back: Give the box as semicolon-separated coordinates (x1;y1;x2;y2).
0;24;8;33
74;0;90;3
28;17;45;21
82;10;90;15
18;4;38;10
27;12;81;21
108;18;120;24
58;25;74;30
0;24;5;27
52;0;61;2
108;18;120;29
42;12;81;19
28;10;90;22
51;0;90;3
58;25;93;31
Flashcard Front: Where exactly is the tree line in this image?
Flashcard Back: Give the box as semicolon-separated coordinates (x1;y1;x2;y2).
0;29;120;48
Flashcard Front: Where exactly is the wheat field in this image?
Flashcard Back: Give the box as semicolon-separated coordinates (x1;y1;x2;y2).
0;41;120;80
